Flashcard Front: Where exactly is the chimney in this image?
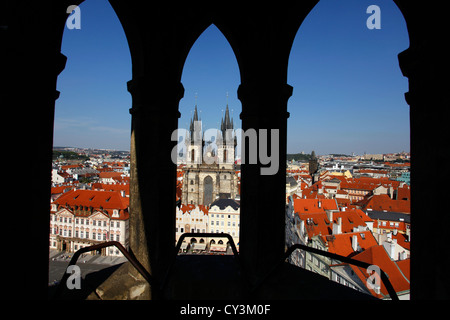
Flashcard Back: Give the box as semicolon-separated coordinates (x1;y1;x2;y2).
352;234;358;252
318;200;321;208
399;251;407;260
300;219;305;236
332;217;342;235
326;210;333;224
383;240;396;260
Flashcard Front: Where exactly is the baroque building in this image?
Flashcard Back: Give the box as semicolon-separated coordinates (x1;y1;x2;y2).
49;189;129;256
182;104;238;206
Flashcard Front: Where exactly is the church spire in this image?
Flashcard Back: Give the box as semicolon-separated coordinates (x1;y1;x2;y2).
193;92;200;121
224;104;232;130
188;96;202;144
193;104;199;122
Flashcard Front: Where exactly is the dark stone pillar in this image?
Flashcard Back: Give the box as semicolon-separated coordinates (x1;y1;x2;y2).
398;46;448;299
127;76;184;297
237;81;292;284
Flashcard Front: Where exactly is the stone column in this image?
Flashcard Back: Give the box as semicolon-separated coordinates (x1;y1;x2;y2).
398;44;447;299
237;81;292;284
127;76;184;297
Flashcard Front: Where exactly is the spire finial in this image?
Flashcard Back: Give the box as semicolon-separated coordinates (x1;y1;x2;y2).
226;91;229;106
195;92;198;106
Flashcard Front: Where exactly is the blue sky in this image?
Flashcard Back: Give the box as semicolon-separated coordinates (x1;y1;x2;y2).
55;0;410;155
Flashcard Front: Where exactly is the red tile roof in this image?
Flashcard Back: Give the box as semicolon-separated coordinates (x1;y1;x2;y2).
397;184;410;201
363;194;410;213
340;177;400;192
324;230;378;257
99;172;123;179
91;182;129;196
293;198;338;214
296;206;372;240
346;245;410;298
51;185;74;195
52;189;129;220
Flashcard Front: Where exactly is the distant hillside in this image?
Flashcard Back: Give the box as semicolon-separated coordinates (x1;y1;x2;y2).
53;150;89;161
286;153;311;161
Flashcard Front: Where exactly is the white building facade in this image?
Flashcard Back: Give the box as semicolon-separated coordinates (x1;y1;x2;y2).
49;189;129;256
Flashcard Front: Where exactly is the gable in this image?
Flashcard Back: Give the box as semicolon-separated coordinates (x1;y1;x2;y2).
89;210;110;220
56;208;74;217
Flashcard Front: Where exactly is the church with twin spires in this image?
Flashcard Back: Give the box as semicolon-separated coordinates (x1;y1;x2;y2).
181;104;238;206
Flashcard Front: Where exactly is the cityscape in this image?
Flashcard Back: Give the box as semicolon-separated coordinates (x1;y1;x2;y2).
49;106;410;300
45;0;414;302
6;0;449;307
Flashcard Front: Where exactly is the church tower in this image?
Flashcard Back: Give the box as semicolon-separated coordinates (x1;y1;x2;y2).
217;104;237;170
186;105;203;167
309;150;319;184
182;100;238;207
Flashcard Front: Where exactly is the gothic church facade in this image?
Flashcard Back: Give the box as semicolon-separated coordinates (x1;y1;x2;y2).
182;105;238;206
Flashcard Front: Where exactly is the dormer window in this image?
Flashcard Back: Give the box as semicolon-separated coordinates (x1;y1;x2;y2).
112;209;119;217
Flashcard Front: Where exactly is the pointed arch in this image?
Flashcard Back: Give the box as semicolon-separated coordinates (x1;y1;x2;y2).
182;23;243;82
287;0;410;155
55;0;132;150
178;23;242;161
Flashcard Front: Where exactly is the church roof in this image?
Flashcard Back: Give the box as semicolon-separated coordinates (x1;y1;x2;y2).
210;198;240;210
